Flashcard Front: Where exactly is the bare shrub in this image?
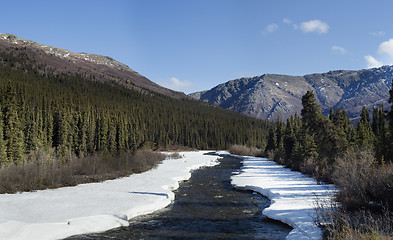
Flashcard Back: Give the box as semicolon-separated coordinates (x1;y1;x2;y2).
228;144;263;156
300;157;320;176
331;148;393;209
0;149;167;194
130;150;166;173
167;152;182;159
317;204;393;240
313;192;393;239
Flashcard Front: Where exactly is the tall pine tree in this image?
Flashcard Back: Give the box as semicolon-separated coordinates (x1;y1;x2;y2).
387;79;393;161
3;81;25;165
0;108;7;165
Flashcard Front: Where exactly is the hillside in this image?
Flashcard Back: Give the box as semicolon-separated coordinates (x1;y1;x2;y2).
0;37;271;170
190;66;393;120
0;33;185;99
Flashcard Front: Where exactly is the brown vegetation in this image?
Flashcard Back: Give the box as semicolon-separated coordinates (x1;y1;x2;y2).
229;144;264;157
332;149;393;210
314;148;393;239
0;148;167;194
316;200;393;240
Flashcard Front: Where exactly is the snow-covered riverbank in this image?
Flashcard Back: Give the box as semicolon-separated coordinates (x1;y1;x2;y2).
229;154;334;240
0;151;219;240
0;151;334;240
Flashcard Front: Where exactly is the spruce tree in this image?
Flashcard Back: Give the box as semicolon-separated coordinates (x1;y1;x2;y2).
374;106;388;163
3;81;25;165
387;79;393;161
356;106;374;148
283;117;296;163
301;91;324;134
0;109;7;165
265;128;276;154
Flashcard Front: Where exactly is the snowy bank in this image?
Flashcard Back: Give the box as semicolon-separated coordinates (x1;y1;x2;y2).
229;155;334;240
0;151;219;240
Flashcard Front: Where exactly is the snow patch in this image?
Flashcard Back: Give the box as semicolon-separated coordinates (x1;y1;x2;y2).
0;151;220;240
228;155;335;240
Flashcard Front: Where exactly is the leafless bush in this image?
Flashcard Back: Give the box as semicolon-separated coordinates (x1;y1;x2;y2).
300;157;320;176
166;152;182;159
313;192;393;239
0;149;166;194
331;148;393;209
129;150;166;173
318;205;393;239
229;144;263;156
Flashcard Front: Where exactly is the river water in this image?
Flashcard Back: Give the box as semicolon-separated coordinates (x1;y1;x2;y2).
67;155;292;239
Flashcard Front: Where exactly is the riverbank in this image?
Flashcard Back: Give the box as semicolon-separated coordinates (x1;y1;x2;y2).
1;151;334;240
0;151;219;240
69;154;292;239
228;153;335;240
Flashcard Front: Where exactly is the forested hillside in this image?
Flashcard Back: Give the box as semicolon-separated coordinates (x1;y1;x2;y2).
0;50;270;168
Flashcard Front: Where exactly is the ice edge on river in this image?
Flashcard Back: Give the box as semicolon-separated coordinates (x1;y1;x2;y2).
0;151;219;240
227;153;335;240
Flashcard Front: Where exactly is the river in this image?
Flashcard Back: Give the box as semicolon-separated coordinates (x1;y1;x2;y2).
67;155;292;239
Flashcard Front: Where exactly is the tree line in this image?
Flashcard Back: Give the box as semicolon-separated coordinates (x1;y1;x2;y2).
0;53;271;167
266;83;393;182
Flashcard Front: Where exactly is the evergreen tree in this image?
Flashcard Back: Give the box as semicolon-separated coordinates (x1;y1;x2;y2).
0;108;7;165
301;91;324;134
265;128;276;154
283;117;296;162
373;106;388;163
387;79;393;161
3;81;25;165
356;106;374;148
303;133;319;161
274;116;285;161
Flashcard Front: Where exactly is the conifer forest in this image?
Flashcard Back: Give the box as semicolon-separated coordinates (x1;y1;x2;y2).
0;49;270;167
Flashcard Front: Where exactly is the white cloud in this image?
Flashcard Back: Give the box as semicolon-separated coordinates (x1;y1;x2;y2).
160;77;193;92
265;23;279;33
378;38;393;57
370;31;386;37
365;55;383;68
331;46;348;54
282;18;292;24
300;19;330;34
365;38;393;68
282;18;299;30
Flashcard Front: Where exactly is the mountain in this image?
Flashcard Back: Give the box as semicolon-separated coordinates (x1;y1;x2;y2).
189;66;393;121
0;33;185;99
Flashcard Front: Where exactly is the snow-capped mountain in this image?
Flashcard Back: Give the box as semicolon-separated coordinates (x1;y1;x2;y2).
190;66;393;121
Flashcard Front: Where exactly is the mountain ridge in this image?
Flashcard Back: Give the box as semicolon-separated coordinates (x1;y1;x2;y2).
190;66;393;121
0;33;186;99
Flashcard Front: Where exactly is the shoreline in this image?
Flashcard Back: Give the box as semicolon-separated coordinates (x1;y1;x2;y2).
227;153;335;240
0;151;219;240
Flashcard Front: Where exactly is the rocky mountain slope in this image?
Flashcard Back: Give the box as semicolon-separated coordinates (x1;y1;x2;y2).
0;33;185;99
190;66;393;121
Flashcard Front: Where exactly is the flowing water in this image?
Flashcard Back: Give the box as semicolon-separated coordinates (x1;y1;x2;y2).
68;155;292;240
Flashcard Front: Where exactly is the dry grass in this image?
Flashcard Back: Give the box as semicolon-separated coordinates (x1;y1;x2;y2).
228;144;263;157
0;148;166;194
313;148;393;239
315;202;393;240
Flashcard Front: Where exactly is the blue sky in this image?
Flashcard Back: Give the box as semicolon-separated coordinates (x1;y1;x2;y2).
2;1;393;93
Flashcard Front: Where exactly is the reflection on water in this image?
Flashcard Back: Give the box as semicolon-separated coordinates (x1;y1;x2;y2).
67;156;292;240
